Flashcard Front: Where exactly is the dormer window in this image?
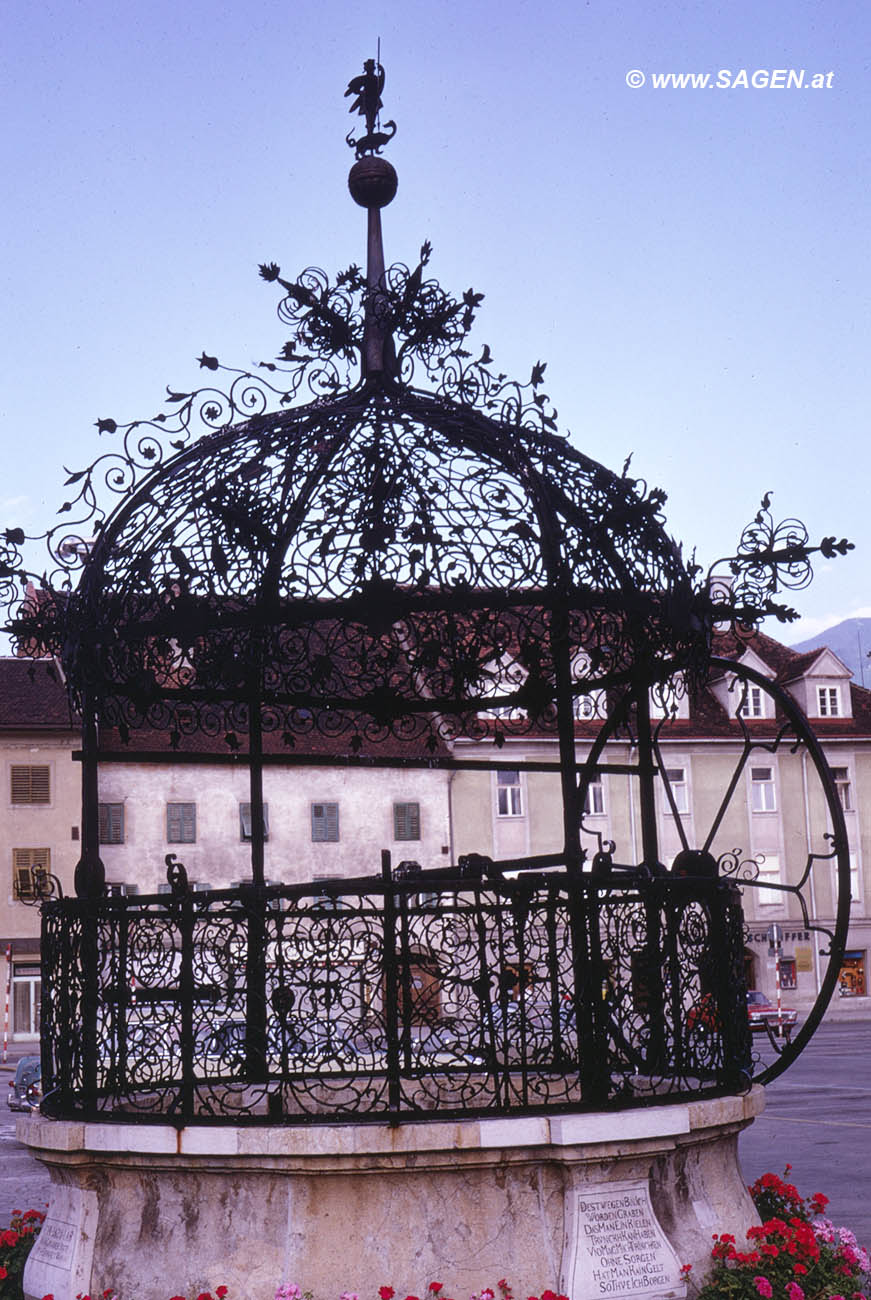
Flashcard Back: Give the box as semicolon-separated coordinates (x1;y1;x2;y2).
817;686;841;717
739;685;765;719
574;690;606;721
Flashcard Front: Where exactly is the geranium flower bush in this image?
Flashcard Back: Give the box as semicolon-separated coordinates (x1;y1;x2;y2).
37;1282;566;1300
695;1168;870;1300
0;1208;44;1300
272;1282;567;1300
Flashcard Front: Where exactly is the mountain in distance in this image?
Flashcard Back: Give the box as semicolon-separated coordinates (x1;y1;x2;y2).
791;617;871;686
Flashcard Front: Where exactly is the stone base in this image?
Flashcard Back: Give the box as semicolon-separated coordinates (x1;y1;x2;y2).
18;1090;764;1300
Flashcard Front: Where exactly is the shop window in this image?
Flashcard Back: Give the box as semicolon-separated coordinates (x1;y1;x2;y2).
12;963;40;1037
779;956;797;990
99;802;125;844
838;951;866;998
10;766;50;805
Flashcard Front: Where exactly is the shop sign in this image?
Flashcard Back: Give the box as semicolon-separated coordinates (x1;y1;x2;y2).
746;929;810;945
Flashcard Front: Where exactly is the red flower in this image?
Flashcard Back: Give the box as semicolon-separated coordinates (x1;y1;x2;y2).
2;1229;19;1247
216;1290;228;1299
380;1289;395;1300
429;1287;443;1295
0;1268;7;1281
170;1296;186;1300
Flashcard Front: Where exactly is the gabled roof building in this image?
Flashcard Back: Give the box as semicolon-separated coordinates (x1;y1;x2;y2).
451;628;870;1012
0;626;867;1045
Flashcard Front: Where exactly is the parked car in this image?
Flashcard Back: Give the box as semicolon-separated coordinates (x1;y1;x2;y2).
747;989;798;1038
7;1054;41;1111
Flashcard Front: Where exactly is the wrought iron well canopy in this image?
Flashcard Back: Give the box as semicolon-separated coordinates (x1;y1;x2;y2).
0;59;854;1121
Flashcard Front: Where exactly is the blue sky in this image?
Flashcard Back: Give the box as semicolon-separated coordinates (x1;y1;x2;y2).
2;0;868;640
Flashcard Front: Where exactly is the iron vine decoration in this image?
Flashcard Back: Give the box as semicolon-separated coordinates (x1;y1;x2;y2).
0;247;852;653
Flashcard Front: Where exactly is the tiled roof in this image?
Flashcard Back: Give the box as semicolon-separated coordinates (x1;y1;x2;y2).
97;719;453;761
0;658;76;730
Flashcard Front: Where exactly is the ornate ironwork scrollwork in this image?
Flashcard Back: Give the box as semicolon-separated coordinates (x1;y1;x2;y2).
38;870;750;1125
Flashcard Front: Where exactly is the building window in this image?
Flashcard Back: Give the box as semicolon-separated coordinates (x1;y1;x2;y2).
779;955;797;990
663;767;689;815
750;766;776;813
393;802;421;841
166;802;196;843
831;767;852;811
12;963;40;1037
817;686;840;717
757;854;782;906
12;848;50;901
583;777;605;816
311;802;339;842
575;691;605;721
496;770;523;817
99;802;125;844
239;802;270;841
838;951;866;997
10;765;50;805
106;882;138;897
739;685;765;718
832;853;862;908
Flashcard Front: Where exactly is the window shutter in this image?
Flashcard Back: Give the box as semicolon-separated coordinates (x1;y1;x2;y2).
10;766;50;804
167;802;196;843
394;802;421;841
311;802;339;842
99;803;124;844
12;848;50;900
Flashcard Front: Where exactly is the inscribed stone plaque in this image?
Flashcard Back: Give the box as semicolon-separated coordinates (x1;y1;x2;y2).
564;1179;686;1300
23;1185;98;1300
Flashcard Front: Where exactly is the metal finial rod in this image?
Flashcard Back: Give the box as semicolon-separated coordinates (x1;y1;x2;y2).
345;58;399;379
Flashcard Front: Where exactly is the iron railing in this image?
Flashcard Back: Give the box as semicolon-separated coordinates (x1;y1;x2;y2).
39;858;751;1124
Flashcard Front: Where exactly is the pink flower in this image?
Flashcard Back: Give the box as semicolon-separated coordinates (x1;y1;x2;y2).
380;1289;395;1300
752;1279;772;1299
785;1284;805;1300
